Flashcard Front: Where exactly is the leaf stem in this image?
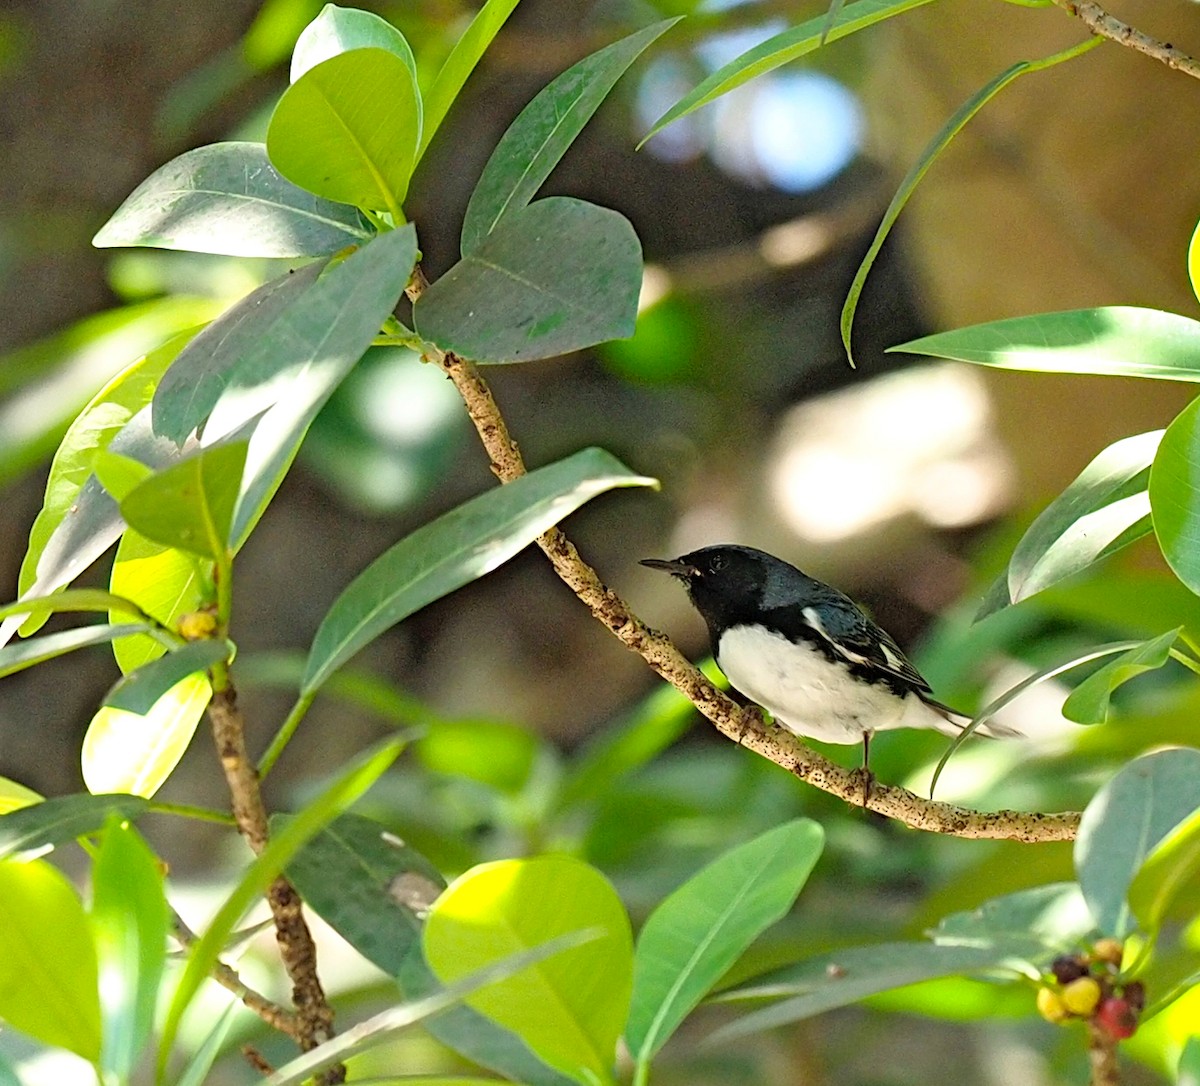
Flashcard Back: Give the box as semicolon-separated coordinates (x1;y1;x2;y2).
259;690;317;779
148;800;237;826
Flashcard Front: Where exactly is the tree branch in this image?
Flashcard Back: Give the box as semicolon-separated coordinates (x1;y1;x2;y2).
408;273;1079;842
208;684;345;1083
1053;0;1200;79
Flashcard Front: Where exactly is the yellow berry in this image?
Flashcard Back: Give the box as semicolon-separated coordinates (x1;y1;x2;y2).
1092;938;1124;967
1062;976;1102;1016
1037;986;1069;1023
178;611;218;640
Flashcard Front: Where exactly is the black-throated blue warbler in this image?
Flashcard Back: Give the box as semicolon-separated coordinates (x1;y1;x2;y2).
641;544;1019;768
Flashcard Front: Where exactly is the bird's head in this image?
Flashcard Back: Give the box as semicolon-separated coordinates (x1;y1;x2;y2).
641;544;783;628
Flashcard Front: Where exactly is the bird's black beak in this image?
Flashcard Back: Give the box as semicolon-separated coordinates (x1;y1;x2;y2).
640;557;697;580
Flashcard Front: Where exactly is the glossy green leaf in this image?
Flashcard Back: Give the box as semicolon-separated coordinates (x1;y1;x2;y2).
980;430;1161;618
93;448;154;501
120;441;247;559
419;0;521;159
266;930;599;1086
82;673;212;798
1151;396;1200;594
94;142;371;257
931;883;1095;960
199;226;417;547
291;4;417;83
843;37;1098;366
461;20;676;255
710;943;1008;1042
152;261;323;444
1129;802;1200;934
0;793;148;861
16;332;190;636
110;532;205;674
0;622;150;679
267;50;419;214
643;0;935;142
303;447;655;694
104;640;231;714
159;737;405;1077
0;777;41;816
1061;628;1179;724
91;819;169;1083
0;858;101;1059
626;819;824;1062
417;198;641;363
94;142;369;256
893;306;1200;380
424;855;633;1086
0;588;155;626
1075;749;1200;936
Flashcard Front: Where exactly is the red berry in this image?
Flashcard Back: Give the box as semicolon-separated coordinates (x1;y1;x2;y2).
1095;997;1137;1040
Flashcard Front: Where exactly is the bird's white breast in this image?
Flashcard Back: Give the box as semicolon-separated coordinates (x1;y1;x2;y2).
716;624;949;745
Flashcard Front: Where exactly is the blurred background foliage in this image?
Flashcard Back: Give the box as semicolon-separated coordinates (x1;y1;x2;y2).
2;0;1200;1083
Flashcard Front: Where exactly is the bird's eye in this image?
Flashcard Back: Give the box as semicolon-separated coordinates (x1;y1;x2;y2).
709;555;726;572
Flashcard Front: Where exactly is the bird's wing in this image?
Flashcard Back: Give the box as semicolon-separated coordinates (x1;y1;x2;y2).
793;598;932;694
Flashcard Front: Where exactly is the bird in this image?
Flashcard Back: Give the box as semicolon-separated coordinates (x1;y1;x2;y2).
641;544;1020;775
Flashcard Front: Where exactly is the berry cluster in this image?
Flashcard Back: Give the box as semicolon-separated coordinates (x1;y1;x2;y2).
1036;939;1145;1040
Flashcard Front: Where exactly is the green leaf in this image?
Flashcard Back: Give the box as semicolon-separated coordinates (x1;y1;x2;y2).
120;441;248;559
267;49;420;215
931;883;1095;960
420;0;522;160
281;812;444;976
0;777;41;816
416;720;540;794
981;430;1160;618
461;20;676;255
303;447;655;695
1129;803;1200;935
16;332;190;636
892;306;1200;381
0;859;101;1059
91;819;169;1084
200;226;417;547
416;198;641;363
1179;1033;1200;1086
1151;396;1200;595
642;0;935;143
626;819;824;1062
159;737;405;1077
842;37;1098;366
291;4;417;83
109;532;205;674
1061;628;1180;724
82;673;213;798
104;640;231;715
0;793;148;861
93;142;371;257
152;261;323;444
94;449;154;502
709;943;1009;1042
174;1003;238;1086
0;588;155;626
1075;749;1200;937
0;622;151;679
423;854;633;1086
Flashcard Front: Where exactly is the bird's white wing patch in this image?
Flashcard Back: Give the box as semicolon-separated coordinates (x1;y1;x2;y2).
801;606;870;666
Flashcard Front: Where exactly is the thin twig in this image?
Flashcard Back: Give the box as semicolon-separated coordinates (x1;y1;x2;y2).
407;272;1079;842
208;685;346;1084
1086;1022;1121;1086
1053;0;1200;79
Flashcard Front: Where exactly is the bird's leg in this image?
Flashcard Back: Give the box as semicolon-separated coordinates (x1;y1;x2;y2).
735;704;762;745
853;732;875;808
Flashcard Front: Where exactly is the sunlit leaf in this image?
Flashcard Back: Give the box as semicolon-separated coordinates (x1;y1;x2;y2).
93;142;370;257
416;198;641;363
303;447;655;694
416;720;540;794
932;883;1095;960
1129;803;1200;935
461;19;676;255
267;50;419;214
104;640;231;715
1151;396;1200;595
643;0;935;142
0;858;101;1059
420;0;521;160
120;441;248;559
893;306;1200;381
1061;628;1179;724
424;855;633;1086
979;430;1161;618
93;448;154;502
626;819;824;1062
291;3;417;84
1075;749;1200;936
0;793;148;861
0;622;150;679
0;777;41;816
81;673;213;798
91;819;169;1084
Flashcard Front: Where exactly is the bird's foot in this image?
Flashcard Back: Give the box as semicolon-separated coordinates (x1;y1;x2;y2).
850;766;876;809
735;706;763;746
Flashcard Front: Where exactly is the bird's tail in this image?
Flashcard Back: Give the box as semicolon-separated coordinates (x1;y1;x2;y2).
920;695;1026;740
